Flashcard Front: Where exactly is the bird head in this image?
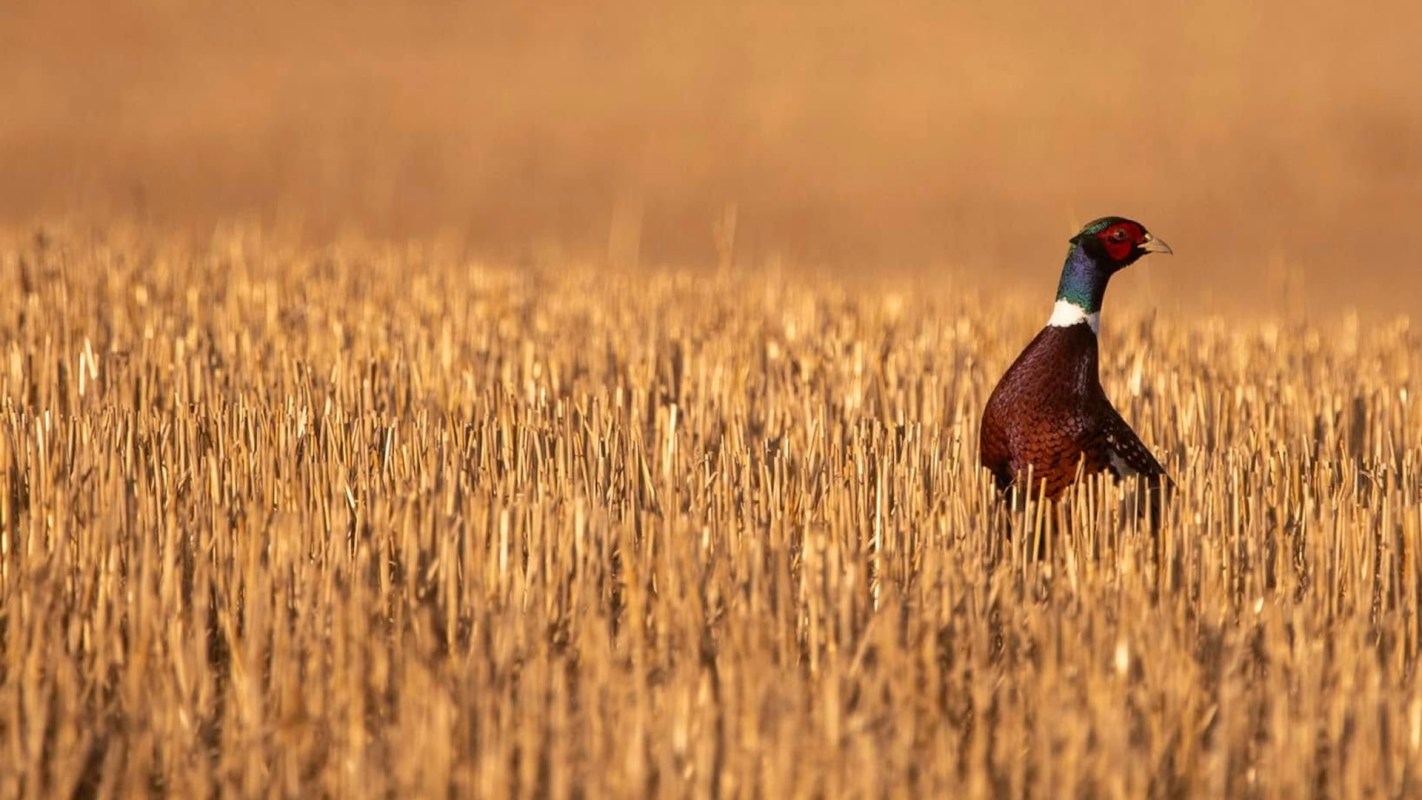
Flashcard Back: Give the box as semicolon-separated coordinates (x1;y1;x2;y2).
1071;217;1172;272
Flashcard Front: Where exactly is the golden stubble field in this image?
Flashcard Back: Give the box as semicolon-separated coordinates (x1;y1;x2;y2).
0;226;1417;797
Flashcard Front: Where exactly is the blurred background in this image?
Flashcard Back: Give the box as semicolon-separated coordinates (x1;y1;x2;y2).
2;0;1419;313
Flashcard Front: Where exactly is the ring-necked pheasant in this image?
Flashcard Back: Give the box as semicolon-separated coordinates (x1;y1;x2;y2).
979;216;1172;501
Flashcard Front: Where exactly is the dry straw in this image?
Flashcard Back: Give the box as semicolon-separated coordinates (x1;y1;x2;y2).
0;227;1418;797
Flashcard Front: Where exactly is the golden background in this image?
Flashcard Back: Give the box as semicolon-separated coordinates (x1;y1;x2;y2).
3;4;1421;795
3;0;1419;312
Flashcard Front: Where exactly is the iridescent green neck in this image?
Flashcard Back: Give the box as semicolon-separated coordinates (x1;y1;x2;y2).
1055;243;1109;313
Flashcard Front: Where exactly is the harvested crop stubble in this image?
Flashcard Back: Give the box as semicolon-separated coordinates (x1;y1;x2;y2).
0;227;1418;798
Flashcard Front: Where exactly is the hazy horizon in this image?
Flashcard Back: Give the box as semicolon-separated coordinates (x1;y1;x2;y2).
4;0;1419;313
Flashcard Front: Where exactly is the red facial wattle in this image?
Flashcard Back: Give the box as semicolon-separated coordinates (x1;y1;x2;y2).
1098;222;1145;262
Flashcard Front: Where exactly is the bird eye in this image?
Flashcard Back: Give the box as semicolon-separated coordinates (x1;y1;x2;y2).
1110;228;1128;241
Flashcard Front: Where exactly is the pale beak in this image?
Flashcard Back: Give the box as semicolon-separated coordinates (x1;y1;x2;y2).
1138;233;1173;255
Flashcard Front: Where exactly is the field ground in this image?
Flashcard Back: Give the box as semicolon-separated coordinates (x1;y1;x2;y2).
1;227;1419;797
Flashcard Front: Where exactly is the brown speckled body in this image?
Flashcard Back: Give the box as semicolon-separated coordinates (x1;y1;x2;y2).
979;322;1166;498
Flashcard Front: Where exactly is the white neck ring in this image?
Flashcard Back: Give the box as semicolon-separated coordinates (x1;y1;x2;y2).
1047;299;1100;334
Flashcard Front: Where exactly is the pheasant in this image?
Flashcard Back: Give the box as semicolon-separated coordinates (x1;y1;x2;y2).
979;216;1172;501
